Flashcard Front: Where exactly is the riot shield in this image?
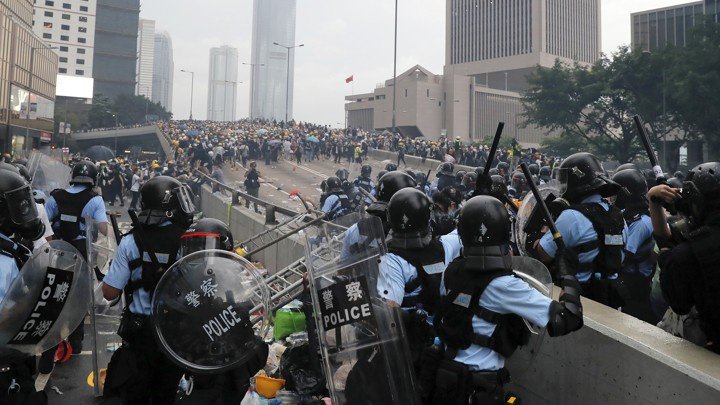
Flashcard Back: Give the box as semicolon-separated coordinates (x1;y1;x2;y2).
305;215;420;405
0;240;90;359
508;256;554;377
86;217;123;396
29;151;72;197
514;185;561;256
151;250;270;374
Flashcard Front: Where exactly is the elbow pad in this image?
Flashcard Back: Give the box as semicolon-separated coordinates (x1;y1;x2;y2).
547;276;584;337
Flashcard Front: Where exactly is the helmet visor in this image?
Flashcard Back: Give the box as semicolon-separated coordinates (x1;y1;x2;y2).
556;168;570;196
167;185;196;215
180;232;221;256
5;184;39;225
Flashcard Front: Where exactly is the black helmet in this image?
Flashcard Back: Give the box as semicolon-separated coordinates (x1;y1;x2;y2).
528;163;540;176
387;188;431;235
326;176;343;192
666;177;683;189
376;172;417;202
385;163;398;172
539;166;551;179
361;164;372;177
673;171;685;181
71;161;98;186
611;169;648;209
376;170;388;182
557;152;621;203
457;196;510;248
12;163;31;182
437;162;454;177
681;162;720;223
405;169;416;179
139;176;195;228
463;172;478;188
511;171;528;194
415;172;427;186
487;168;499;176
496;162;510;173
181;218;234;255
335;168;350;181
615;163;638;173
0;168;44;240
455;170;467;184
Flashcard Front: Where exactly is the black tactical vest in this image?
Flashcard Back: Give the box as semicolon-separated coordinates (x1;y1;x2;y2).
51;187;98;241
0;235;31;270
355;177;374;193
126;223;186;296
388;239;447;314
569;203;625;278
327;192;351;220
689;226;720;347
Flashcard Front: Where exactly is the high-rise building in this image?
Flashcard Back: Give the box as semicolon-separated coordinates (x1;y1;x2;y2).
152;31;173;112
706;0;720;22
93;0;140;100
1;0;59;154
136;19;155;99
207;46;239;122
631;2;709;52
250;0;297;121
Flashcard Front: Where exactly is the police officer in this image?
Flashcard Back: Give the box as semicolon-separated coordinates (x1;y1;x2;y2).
531;152;627;308
612;168;657;323
101;176;195;403
9;163;53;247
651;162;720;354
175;218;269;404
354;164;376;196
0;168;47;404
538;166;552;185
432;162;455;195
433;196;584;404
321;176;351;220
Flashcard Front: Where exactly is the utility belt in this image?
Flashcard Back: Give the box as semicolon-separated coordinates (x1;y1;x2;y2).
117;311;152;342
580;275;623;309
433;359;511;405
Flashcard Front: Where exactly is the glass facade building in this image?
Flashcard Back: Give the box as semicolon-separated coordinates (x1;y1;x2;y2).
136;18;155;99
152;31;173;112
631;2;705;52
250;0;297;121
92;0;139;100
1;0;58;156
207;46;238;122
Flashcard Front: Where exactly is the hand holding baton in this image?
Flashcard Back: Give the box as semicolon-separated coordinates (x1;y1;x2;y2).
633;115;666;184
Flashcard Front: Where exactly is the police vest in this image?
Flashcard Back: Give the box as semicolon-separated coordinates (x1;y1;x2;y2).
355;177;373;193
125;223;186;300
434;257;529;359
388;239;446;315
327;192;351;220
51;187;98;241
688;225;720;347
568;203;625;278
0;236;31;269
623;208;654;272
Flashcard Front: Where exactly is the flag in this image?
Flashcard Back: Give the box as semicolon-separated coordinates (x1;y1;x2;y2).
345;75;354;83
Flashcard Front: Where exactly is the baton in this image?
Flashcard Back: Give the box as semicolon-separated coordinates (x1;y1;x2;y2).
520;163;565;251
422;169;431;190
109;213;123;245
482;122;505;177
633;115;665;184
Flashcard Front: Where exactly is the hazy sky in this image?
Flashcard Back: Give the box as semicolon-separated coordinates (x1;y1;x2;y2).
139;0;687;125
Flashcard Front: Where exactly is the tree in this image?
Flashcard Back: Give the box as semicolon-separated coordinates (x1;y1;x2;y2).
87;93;172;128
540;131;590;158
522;47;685;163
88;94;114;128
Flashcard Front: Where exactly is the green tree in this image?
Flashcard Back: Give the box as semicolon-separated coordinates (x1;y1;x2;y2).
540;131;590;158
88;94;114;128
87;93;172;128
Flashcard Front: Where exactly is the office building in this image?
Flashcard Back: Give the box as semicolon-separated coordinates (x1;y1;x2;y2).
136;18;154;99
152;31;173;112
1;0;59;154
631;2;705;52
250;0;297;121
708;0;720;22
92;0;140;100
207;46;239;121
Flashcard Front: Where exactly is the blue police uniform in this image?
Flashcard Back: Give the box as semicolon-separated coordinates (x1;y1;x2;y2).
440;229;462;265
539;194;628;283
45;184;108;240
622;214;654;278
0;233;20;302
321;194;340;215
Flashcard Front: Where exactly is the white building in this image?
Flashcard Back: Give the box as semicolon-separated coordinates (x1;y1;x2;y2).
152;31;173;112
32;0;96;99
207;46;239;122
250;0;297;121
136;19;155;99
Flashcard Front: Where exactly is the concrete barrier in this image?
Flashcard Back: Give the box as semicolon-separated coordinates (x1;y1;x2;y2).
368;148;476;173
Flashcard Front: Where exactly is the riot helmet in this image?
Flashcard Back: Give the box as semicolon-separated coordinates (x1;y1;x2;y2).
488;168;499;176
376;170;388;182
463;172;478;189
405;169;416;179
139;176;196;228
557;152;621;203
385;163;398;172
326;176;343;193
12;163;32;183
71;161;98;186
673;171;685;182
335;168;350;182
361;164;372;177
539;166;552;182
611;169;648;210
415;172;427;187
679;162;720;225
457;196;512;267
455;170;467;185
615;163;638;173
496;162;510;174
511;171;528;195
181;218;234;255
436;162;454;177
666;177;683;189
0;168;44;240
387;188;432;236
528;163;540;176
376;172;417;202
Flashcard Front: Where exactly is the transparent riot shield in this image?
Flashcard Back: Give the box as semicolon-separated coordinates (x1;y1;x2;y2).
85;217;123;396
0;240;91;359
515;185;561;256
508;256;554;377
151;250;270;374
29;151;72;197
305;215;420;405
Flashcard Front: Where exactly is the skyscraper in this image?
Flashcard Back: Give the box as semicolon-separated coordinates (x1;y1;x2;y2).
207;46;239;122
631;2;710;52
136;19;155;99
93;0;140;100
250;0;297;121
152;31;174;112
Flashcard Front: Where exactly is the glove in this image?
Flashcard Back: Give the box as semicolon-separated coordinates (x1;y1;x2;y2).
556;247;579;279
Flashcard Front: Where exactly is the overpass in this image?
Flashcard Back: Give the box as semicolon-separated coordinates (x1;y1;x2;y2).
71;124;173;160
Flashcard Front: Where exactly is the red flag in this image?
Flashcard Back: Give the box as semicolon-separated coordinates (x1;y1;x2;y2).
345;75;354;83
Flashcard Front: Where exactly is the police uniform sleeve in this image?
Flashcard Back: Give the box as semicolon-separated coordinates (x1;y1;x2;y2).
625;217;653;256
658;243;696;316
45;196;59;222
321;194;338;214
377;255;411;305
37;203;54;240
0;257;20;302
539;210;580;258
481;277;552;328
103;237;133;291
88;196;109;223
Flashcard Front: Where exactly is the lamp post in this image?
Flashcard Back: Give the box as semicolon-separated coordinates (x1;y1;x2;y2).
392;0;398;136
243;62;264;119
180;69;195;120
272;42;304;123
26;45;58;153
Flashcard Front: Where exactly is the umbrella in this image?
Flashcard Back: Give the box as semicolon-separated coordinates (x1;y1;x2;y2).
85;145;115;162
186;130;200;138
306;135;320;143
257;129;268;136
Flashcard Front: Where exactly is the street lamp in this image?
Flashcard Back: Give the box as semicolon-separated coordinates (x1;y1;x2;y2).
272;42;304;123
392;0;398;136
110;112;119;155
26;45;58;153
180;69;195;120
243;62;265;118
